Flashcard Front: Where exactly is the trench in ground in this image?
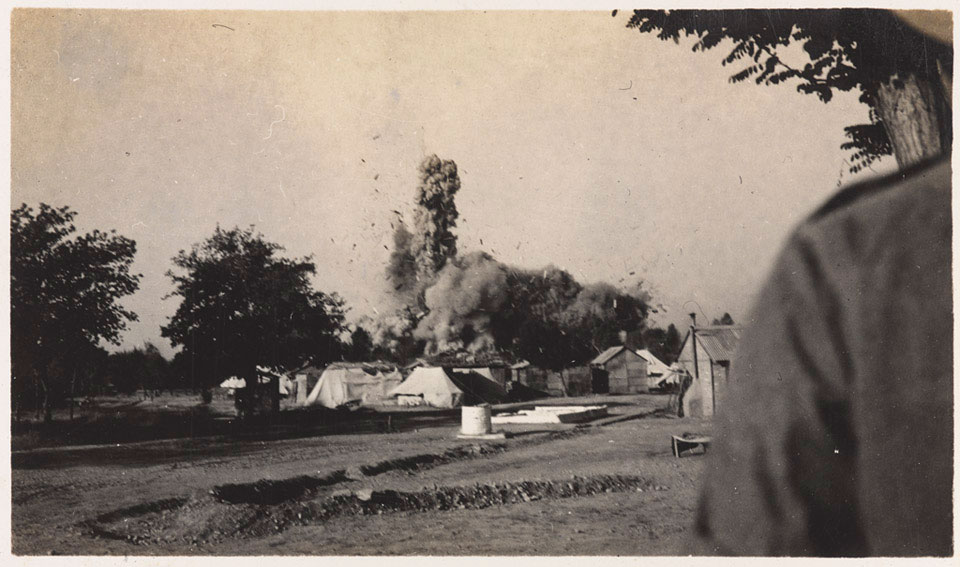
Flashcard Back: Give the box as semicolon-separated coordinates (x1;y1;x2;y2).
88;474;664;547
78;428;597;546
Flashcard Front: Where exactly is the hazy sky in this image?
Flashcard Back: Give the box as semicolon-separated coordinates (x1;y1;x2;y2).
11;9;897;356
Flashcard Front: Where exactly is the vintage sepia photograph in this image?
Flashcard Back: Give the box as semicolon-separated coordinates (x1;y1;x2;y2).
8;4;954;557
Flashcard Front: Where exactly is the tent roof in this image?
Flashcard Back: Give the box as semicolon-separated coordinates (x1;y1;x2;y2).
636;349;671;374
389;367;506;405
390;367;463;397
448;370;508;404
319;366;383;384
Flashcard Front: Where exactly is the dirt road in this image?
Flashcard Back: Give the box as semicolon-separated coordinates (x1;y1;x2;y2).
12;395;712;556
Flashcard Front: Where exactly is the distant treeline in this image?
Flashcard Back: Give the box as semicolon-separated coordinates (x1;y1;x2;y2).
11;159;702;423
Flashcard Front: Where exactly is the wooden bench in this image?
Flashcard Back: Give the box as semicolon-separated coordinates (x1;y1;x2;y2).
671;434;712;458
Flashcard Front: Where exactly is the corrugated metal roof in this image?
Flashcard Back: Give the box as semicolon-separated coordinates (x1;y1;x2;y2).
693;326;743;361
591;346;625;366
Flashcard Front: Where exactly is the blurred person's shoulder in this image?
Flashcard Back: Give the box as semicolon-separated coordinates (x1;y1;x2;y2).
799;157;951;254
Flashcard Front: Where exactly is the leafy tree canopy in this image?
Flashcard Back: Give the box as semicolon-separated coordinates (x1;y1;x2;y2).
161;226;347;391
11;203;141;418
623;9;952;172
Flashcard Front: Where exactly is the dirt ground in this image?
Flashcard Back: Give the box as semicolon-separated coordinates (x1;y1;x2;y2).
12;394;713;556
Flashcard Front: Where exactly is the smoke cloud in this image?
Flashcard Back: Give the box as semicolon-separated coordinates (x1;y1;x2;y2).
414;251;508;354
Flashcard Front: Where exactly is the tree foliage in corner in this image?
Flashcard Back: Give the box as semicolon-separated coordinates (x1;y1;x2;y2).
161;226;347;413
11;203;141;420
623;9;952;172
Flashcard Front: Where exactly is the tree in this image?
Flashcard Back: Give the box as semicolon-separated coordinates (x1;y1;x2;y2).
712;312;736;326
103;342;171;396
563;283;651;356
11;203;141;421
500;267;652;394
346;327;375;362
503;267;587;395
643;323;685;365
664;323;683;364
161;226;347;415
641;327;669;362
622;9;952;172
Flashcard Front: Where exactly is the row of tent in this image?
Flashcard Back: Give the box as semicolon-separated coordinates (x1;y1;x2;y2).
221;365;508;410
305;366;507;409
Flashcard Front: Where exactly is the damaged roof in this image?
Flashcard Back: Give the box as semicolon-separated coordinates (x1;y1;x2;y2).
416;350;518;368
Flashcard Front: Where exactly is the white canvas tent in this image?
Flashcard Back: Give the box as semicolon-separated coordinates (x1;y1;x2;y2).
636;349;676;389
218;370;292;395
219;377;246;390
303;367;402;408
388;366;507;408
389;367;463;408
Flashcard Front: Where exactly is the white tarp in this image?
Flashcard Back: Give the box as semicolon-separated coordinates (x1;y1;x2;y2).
304;367;402;408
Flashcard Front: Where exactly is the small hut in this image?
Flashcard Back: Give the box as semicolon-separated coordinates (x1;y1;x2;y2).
675;325;743;417
589;346;649;394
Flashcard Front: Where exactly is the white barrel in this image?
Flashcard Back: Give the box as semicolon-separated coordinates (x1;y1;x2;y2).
461;405;492;435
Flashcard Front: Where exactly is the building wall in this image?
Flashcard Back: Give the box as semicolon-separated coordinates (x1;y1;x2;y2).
545;366;592;397
712;360;731;415
603;349;649;394
677;337;716;417
516;367;551;392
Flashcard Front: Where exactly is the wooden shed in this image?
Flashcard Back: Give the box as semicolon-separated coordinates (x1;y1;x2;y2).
589;346;649;394
675;325;743;417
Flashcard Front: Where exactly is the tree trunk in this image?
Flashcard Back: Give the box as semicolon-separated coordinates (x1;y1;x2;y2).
69;370;76;421
239;368;258;420
271;374;281;414
875;72;952;169
558;369;569;398
40;376;52;424
34;377;41;420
